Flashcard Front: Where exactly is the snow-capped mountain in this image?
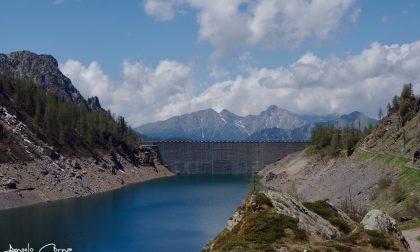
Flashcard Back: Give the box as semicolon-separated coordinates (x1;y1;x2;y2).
135;105;376;141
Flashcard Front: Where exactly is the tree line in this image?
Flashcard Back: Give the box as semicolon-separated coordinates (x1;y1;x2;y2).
309;123;373;157
0;74;138;150
309;83;419;158
386;83;419;126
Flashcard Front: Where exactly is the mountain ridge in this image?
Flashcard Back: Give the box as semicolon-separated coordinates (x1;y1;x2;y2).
136;106;376;141
0;50;101;111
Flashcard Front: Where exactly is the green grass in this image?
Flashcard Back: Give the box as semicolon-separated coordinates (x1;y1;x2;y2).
254;192;273;207
417;235;420;242
357;150;420;215
212;207;308;251
303;201;351;233
400;168;420;197
399;217;420;230
357;150;410;168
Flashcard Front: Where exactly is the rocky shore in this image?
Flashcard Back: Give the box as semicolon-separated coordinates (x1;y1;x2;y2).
0;156;173;210
0;106;174;210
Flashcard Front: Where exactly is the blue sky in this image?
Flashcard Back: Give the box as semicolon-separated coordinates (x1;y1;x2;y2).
1;0;420;125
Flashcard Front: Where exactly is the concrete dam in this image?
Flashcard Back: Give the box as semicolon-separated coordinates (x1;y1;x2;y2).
148;141;309;174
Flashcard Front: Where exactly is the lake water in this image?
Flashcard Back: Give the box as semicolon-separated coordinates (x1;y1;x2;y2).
0;175;250;252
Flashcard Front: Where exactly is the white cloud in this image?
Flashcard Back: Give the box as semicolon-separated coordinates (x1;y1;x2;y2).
189;41;420;118
143;0;358;58
51;0;64;5
144;0;183;21
209;66;230;80
61;40;420;126
60;60;113;106
61;59;195;126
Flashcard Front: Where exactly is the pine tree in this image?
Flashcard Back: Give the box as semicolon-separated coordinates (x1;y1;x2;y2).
378;107;383;120
392;95;400;111
400;83;414;100
329;130;341;156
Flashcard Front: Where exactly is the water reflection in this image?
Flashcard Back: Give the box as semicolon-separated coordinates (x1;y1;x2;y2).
0;175;250;252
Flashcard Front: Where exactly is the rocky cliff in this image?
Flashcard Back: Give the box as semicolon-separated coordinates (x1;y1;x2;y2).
0;51;99;110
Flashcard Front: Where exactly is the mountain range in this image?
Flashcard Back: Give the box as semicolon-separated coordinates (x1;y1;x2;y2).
135;106;377;141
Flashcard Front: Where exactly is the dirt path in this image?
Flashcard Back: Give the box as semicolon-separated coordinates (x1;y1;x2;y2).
402;228;420;252
359;147;419;169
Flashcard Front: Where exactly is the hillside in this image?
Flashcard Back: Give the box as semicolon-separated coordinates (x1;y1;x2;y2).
0;51;173;209
203;190;410;251
261;86;419;210
136;105;376;141
205;84;419;251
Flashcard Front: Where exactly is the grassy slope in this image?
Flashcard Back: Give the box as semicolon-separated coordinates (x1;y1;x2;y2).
357;113;420;227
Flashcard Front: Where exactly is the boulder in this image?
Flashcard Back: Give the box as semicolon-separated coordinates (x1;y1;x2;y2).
361;209;411;251
413;149;420;165
362;209;396;231
265;171;278;182
72;160;81;170
4;179;17;189
47;149;60;160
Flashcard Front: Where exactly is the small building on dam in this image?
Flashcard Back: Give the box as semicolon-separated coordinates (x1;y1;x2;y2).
147;141;309;174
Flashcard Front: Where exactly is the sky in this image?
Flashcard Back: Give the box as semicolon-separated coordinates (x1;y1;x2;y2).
1;0;420;126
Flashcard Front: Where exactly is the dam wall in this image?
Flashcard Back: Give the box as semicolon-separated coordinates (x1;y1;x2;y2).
152;141;309;174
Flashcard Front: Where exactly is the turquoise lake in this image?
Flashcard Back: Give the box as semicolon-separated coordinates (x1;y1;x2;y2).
0;175;250;251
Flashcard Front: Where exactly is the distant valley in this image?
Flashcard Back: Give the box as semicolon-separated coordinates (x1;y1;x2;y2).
135;105;377;141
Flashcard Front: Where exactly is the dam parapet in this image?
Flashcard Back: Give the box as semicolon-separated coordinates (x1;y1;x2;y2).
142;141;309;174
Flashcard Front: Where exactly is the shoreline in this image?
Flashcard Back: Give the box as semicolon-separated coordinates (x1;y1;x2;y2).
0;158;174;211
0;169;174;212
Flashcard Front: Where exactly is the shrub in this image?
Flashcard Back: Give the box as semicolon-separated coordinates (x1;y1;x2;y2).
405;195;420;214
254;192;273;207
378;176;392;190
367;230;393;250
392;181;406;203
303;201;351;233
242;209;307;247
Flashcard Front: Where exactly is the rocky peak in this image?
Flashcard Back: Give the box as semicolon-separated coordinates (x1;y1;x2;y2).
0;50;87;107
87;96;102;111
264;104;280;114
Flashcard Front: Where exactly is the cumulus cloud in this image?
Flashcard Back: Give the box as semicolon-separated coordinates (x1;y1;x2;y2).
190;41;420;117
143;0;358;58
144;0;184;21
61;59;195;126
60;60;113;106
51;0;64;5
61;40;420;127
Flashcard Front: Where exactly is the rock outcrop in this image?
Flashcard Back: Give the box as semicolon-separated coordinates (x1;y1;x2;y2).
266;190;343;240
204;190;410;251
87;96;103;111
362;209;412;251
